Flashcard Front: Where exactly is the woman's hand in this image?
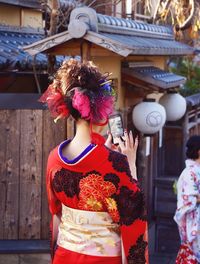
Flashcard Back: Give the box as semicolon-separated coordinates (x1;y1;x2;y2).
104;131;119;151
104;131;113;148
118;131;138;164
118;131;139;180
105;130;139;180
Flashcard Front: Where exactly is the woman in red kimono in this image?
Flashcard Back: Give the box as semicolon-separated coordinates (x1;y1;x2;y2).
40;59;148;264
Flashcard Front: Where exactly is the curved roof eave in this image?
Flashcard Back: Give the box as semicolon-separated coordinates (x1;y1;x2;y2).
23;30;194;57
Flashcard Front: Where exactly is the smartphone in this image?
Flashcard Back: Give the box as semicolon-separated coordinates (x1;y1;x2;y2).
108;114;124;144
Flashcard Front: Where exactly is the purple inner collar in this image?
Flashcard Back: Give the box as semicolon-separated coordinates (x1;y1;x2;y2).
59;139;95;164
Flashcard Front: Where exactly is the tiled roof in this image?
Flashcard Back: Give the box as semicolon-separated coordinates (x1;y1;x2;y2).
96;11;193;55
122;67;186;89
0;27;64;71
186;93;200;106
97;14;173;39
101;33;191;55
23;7;194;56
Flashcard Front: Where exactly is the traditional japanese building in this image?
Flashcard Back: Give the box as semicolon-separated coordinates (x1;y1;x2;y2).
0;0;67;93
23;6;194;255
0;5;195;258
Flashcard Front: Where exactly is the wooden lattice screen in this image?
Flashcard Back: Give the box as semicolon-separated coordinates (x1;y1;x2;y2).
0;94;74;241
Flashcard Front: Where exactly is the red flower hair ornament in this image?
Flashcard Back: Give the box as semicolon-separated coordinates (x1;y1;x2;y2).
39;85;70;123
72;89;91;120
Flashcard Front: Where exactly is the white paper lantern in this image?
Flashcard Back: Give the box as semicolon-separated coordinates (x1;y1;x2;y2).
132;99;166;135
159;92;186;121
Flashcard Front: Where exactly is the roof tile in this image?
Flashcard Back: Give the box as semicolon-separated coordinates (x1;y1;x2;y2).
0;29;64;70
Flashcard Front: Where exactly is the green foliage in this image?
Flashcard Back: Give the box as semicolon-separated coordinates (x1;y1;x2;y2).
173;179;177;195
169;57;200;96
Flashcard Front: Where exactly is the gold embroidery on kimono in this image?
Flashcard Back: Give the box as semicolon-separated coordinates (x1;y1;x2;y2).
57;204;121;256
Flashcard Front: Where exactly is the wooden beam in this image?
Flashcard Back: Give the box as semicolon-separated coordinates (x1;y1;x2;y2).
0;94;45;109
0;240;49;253
23;31;73;56
48;42;121;57
80;40;91;62
85;32;132;57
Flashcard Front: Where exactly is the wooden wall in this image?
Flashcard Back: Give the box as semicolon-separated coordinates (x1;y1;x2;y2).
0;3;42;28
0;108;72;240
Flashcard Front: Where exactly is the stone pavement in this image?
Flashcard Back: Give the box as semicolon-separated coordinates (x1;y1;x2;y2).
0;252;177;264
0;253;51;264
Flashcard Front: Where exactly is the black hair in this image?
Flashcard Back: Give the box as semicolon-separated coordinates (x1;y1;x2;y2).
64;92;81;121
186;135;200;160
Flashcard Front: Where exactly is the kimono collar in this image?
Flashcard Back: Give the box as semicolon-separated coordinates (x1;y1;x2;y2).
185;159;200;168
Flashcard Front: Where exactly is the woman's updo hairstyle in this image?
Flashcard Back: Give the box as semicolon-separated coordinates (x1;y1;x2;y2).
54;59;104;94
186;135;200;160
53;59;106;120
40;58;115;123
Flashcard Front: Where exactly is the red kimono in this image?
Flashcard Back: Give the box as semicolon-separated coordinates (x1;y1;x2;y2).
46;138;148;264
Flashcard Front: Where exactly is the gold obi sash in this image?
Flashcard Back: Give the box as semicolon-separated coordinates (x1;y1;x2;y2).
57;204;122;257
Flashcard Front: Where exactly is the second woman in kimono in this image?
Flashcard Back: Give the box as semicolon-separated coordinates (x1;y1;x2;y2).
174;135;200;264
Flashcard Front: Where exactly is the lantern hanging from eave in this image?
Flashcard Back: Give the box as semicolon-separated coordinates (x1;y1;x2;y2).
159;91;187;121
132;99;166;135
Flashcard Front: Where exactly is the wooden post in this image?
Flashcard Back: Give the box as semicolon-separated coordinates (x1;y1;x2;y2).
121;0;126;18
48;0;59;74
80;40;91;62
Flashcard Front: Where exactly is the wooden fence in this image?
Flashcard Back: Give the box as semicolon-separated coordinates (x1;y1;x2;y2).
0;94;74;241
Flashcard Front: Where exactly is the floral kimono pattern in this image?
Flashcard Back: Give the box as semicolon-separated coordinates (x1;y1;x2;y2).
174;159;200;263
46;138;148;264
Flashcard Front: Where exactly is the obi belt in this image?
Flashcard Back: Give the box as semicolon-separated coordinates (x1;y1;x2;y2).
57;204;122;257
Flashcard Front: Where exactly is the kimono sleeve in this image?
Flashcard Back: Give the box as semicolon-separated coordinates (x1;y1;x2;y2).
174;168;199;243
112;155;148;264
46;152;62;261
46;152;62;215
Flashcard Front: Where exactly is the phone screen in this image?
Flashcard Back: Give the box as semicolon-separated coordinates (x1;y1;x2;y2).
108;114;124;139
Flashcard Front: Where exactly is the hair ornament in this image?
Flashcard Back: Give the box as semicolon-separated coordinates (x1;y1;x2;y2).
71;76;115;122
39;85;70;123
39;65;115;124
100;79;112;87
95;95;115;121
72;88;91;120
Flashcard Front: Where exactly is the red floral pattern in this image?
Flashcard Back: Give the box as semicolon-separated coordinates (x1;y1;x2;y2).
104;197;120;222
78;172;119;221
176;244;198;264
128;235;148;264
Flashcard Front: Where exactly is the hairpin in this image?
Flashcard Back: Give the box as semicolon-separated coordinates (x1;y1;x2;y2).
100;80;112;86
